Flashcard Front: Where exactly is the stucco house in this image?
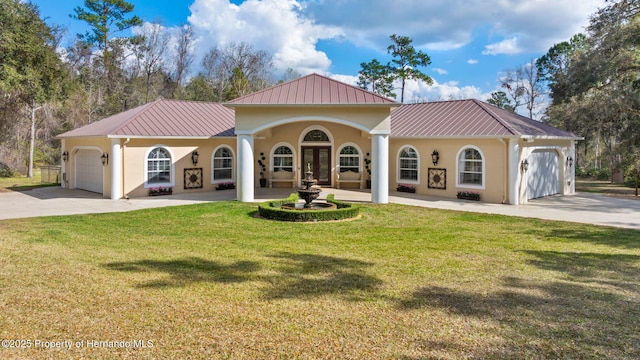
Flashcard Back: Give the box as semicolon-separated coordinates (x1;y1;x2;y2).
57;73;579;205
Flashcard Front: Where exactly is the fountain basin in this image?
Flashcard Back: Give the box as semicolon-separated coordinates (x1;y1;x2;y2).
281;202;337;211
297;188;321;205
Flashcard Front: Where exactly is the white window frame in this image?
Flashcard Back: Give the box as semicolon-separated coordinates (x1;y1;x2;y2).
211;145;235;184
144;145;175;188
397;145;420;184
456;145;485;189
270;142;295;173
336;143;362;174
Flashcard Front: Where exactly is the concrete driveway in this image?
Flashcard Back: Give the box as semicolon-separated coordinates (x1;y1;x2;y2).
1;186;639;230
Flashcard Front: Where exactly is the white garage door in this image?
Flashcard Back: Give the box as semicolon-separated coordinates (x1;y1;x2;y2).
75;149;103;194
527;150;560;200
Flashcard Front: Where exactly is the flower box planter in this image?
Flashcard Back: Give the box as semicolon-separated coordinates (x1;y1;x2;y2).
148;187;172;196
396;184;416;193
457;195;479;201
456;191;480;201
215;182;236;190
149;191;172;196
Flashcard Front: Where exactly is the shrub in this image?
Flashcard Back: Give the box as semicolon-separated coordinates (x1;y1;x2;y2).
0;162;15;178
258;193;360;222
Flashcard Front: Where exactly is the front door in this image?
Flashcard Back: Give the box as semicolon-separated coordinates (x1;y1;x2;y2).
302;146;331;185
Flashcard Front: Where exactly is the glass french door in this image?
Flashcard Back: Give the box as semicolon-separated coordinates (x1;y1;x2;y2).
302;146;331;185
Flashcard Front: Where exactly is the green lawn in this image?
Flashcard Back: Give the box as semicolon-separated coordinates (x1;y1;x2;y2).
0;168;58;192
0;202;638;359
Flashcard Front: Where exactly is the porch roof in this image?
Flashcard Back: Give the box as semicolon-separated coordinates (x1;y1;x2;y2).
226;73;399;107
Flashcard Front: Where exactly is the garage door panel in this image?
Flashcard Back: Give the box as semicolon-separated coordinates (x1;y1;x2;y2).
75;150;103;194
527;151;560;200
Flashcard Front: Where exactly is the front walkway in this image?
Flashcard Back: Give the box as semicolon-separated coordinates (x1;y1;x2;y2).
1;186;639;230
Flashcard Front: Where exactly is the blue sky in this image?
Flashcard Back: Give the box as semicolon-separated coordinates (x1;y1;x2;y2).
32;0;603;107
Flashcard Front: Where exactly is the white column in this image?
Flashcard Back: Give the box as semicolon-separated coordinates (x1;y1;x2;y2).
110;138;122;200
371;132;389;204
569;140;576;194
61;139;66;188
508;138;519;205
237;134;255;202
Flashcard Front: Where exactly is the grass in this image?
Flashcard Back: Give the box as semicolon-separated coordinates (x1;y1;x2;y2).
0;169;58;192
0;202;638;359
576;176;638;199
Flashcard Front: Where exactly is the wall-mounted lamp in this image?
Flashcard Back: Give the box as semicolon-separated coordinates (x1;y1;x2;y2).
522;159;529;172
100;152;109;166
191;150;199;166
567;156;573;167
431;150;440;166
62;151;68;162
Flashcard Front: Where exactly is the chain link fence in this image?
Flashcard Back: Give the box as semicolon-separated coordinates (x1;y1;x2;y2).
40;166;61;184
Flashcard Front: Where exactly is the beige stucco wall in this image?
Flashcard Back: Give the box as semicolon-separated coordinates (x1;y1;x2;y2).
61;131;575;204
233;106;392;134
62;137;112;198
389;138;510;204
62;137;236;198
254;121;371;188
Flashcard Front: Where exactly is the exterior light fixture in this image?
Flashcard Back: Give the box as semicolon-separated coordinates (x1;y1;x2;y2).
431;150;440;166
62;151;68;162
100;152;109;166
191;150;199;166
522;159;529;172
567;156;574;167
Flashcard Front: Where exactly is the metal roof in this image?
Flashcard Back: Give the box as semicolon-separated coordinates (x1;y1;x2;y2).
226;73;398;106
57;99;235;138
57;83;577;140
391;99;578;138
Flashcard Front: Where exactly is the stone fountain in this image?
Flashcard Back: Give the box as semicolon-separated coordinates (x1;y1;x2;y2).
281;163;336;210
298;163;321;207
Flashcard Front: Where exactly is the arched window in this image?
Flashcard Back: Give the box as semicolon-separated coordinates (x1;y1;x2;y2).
147;147;172;185
398;146;419;182
338;145;360;173
303;129;330;142
458;147;484;187
273;145;294;173
212;146;233;182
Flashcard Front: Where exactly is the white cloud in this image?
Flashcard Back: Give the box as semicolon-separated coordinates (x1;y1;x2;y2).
433;68;448;75
302;0;600;54
467;59;478;64
482;38;521;55
403;79;490;103
187;0;343;74
326;74;489;103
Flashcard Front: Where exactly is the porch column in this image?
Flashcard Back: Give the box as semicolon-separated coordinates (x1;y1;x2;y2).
237;133;255;202
371;132;389;204
110;138;122;200
507;138;519;205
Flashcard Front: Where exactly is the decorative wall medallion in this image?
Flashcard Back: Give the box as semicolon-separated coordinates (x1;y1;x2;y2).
428;168;446;189
184;168;203;189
